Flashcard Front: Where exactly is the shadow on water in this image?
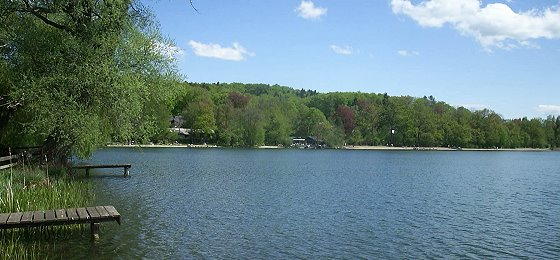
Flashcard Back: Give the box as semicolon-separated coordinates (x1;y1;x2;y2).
0;225;113;259
70;170;130;179
78;174;129;180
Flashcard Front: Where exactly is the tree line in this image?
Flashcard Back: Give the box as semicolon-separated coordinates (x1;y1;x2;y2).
172;83;560;149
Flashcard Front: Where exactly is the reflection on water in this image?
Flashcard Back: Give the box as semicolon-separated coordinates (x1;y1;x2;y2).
41;149;560;258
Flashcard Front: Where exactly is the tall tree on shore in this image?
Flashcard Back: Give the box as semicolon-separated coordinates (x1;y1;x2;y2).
0;0;180;162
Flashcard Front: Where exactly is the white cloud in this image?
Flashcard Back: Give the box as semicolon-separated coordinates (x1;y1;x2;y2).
152;41;184;60
188;40;254;61
330;45;353;55
391;0;560;50
457;104;488;111
537;105;560;114
397;50;419;56
296;1;327;20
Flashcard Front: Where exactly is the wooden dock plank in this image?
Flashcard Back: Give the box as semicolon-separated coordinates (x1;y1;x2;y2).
0;213;9;224
20;212;33;223
76;208;89;220
55;209;67;221
86;207;101;220
32;211;45;223
104;206;120;217
104;205;121;224
1;206;120;233
95;206;110;218
66;208;79;220
7;213;23;224
45;210;56;222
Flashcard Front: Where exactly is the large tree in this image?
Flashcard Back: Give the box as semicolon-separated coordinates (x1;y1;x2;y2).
0;0;180;162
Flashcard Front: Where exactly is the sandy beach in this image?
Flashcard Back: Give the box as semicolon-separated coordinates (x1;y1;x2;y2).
343;145;551;152
106;144;552;151
106;144;219;148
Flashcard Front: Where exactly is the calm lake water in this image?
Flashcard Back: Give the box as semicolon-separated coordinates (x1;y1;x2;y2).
52;148;560;258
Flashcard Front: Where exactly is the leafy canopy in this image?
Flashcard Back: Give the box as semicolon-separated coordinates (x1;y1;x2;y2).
0;0;180;160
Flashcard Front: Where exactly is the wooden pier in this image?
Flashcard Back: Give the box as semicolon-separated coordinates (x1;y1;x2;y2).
0;206;121;239
72;164;132;177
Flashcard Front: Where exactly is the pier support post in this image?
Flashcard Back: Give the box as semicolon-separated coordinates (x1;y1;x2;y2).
91;222;100;239
124;167;129;177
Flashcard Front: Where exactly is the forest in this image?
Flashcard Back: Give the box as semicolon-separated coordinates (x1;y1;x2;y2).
1;0;559;162
168;82;560;149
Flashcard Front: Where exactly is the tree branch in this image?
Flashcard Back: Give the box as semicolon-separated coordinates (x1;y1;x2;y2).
30;11;72;32
19;0;73;34
189;0;199;13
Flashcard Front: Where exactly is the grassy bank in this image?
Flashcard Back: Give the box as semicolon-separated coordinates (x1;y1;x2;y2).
0;166;95;259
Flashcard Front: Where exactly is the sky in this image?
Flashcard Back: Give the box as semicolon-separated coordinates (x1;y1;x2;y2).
143;0;560;119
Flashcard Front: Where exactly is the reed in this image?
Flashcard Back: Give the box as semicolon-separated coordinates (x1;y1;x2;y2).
0;167;95;259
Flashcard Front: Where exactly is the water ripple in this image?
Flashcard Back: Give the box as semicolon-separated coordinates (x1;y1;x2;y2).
46;148;560;259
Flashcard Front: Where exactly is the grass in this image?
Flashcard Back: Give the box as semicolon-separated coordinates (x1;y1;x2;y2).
0;166;95;259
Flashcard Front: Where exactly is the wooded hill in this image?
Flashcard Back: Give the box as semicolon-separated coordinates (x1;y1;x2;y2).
172;82;560;149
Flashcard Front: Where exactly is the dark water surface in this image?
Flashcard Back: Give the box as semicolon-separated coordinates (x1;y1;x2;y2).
60;149;560;258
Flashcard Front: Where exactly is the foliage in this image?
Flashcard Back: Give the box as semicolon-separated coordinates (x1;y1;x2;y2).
0;0;180;161
335;105;356;135
174;83;560;149
180;87;216;136
0;167;93;213
0;167;94;259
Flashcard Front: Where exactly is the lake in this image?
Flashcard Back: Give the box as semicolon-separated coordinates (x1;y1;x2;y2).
55;148;560;258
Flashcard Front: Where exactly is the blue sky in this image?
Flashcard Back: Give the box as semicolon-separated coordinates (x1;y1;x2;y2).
144;0;560;119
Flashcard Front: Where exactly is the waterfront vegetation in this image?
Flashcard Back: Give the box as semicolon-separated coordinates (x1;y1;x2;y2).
171;83;560;149
0;166;94;258
0;0;182;162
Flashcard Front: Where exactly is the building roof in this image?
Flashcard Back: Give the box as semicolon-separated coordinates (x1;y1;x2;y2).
170;116;184;128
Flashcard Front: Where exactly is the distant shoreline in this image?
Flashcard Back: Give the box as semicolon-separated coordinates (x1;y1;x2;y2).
342;146;551;152
107;144;219;148
106;144;553;152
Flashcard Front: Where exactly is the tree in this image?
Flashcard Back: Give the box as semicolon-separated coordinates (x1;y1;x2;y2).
295;107;327;137
335;105;356;135
260;96;294;146
241;102;265;146
354;99;380;145
228;92;251;109
411;98;440;146
556;117;560;148
264;111;292;146
524;118;547;148
181;91;216;143
544;116;557;148
0;0;180;162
